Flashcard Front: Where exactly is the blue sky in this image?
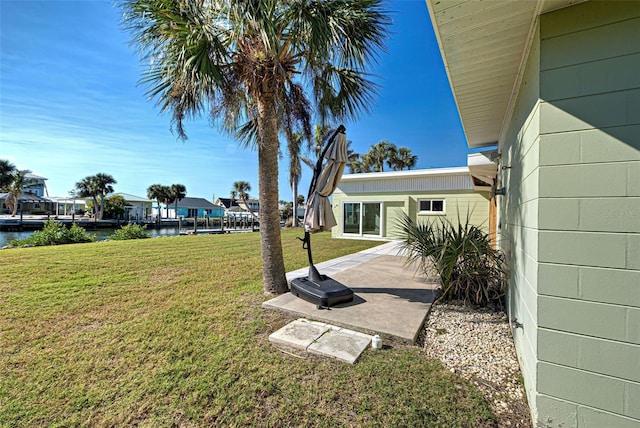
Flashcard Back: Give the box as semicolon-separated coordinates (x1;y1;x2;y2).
0;0;468;202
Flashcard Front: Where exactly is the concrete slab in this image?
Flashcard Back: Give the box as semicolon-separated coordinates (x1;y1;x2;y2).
268;319;330;349
264;246;438;343
307;328;372;364
269;319;372;363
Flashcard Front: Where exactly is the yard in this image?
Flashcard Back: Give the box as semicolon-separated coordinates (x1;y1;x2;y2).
0;229;495;426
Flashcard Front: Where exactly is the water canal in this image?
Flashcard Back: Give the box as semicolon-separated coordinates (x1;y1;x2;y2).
0;227;180;247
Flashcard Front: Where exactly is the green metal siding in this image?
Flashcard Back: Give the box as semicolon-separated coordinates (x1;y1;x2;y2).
504;2;640;426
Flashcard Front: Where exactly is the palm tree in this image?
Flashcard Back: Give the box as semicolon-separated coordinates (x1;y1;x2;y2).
75;176;100;219
122;0;390;295
232;180;259;222
345;141;361;174
94;173;117;220
400;147;418;170
365;140;397;172
159;186;173;218
170;184;187;219
301;124;331;172
388;147;418;171
0;159;16;191
287;132;303;227
5;170;28;217
147;183;166;220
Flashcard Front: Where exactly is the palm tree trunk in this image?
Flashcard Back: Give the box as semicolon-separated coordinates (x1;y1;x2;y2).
100;195;106;220
291;181;298;227
257;93;288;295
92;196;99;220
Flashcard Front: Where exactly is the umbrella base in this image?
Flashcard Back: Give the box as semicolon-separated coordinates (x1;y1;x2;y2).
290;275;354;308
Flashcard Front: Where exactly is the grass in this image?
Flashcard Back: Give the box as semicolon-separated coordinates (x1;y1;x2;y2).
0;229;496;427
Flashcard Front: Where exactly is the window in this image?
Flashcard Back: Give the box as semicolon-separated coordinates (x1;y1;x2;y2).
343;202;382;236
418;199;445;214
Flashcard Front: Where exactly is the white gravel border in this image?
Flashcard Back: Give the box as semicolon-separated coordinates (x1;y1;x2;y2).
421;303;532;427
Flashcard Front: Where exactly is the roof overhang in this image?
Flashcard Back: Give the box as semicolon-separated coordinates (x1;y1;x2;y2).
467;151;498;192
425;0;585;148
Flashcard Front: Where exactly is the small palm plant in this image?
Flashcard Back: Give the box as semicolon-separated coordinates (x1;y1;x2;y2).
398;213;507;308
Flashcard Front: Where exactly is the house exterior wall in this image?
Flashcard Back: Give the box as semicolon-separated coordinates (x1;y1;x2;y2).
500;20;542;422
332;188;490;239
174;205;225;218
502;2;640;426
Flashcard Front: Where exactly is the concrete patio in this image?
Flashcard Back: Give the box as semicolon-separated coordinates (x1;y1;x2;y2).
262;241;439;344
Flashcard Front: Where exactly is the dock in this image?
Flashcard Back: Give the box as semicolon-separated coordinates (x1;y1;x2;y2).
178;216;259;235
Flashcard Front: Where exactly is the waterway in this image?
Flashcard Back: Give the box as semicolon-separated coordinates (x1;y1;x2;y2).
0;227;180;247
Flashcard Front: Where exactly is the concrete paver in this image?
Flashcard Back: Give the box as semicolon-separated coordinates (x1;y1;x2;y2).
268;319;372;364
268;319;331;349
307;328;372;364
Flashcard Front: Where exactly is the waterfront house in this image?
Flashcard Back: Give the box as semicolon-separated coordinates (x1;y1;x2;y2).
215;197;242;215
170;197;225;218
1;192;53;215
24;173;48;197
0;173;52;215
50;196;87;216
113;193;154;221
425;1;640;425
237;197;259;214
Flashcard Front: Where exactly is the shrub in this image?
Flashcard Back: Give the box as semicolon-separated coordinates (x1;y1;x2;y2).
109;224;151;240
398;213;507;308
10;219;95;247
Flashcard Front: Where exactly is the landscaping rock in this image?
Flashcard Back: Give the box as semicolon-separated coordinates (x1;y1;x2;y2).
421;303;531;428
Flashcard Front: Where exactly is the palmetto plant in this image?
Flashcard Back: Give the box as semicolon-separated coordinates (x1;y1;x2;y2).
121;0;390;294
399;213;507;307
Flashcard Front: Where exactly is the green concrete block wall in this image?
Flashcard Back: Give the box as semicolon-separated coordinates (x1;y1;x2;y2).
533;2;640;426
499;21;542;421
500;2;640;426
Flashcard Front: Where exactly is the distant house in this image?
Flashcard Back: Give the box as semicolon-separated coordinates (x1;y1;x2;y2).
215;197;243;216
170;197;225;218
24;173;48;197
50;196;87;216
332;160;494;240
237;197;259;214
1;192;52;215
113;193;154;220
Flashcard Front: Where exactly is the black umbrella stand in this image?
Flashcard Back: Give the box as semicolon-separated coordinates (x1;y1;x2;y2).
290;125;354;309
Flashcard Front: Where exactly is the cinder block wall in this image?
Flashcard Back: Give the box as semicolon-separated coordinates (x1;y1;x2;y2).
503;2;640;426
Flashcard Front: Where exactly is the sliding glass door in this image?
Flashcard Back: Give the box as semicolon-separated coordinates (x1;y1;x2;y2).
343;202;381;236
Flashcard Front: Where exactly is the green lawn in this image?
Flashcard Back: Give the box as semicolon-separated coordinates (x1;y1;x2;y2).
0;229;495;427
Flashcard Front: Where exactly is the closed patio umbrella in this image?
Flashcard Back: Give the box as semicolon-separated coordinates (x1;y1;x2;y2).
290;125;354;308
303;126;348;233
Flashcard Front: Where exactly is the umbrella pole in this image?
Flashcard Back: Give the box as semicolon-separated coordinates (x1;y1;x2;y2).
303;231;323;282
